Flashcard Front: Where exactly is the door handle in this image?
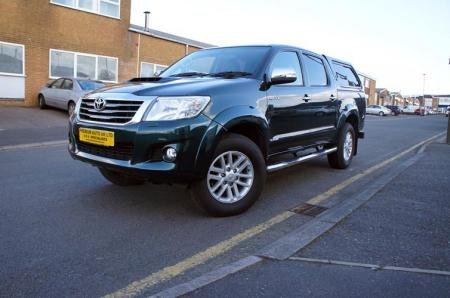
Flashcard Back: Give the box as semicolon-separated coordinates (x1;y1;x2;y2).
302;94;311;102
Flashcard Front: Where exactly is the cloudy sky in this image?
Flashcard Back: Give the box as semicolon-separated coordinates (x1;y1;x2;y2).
131;0;450;95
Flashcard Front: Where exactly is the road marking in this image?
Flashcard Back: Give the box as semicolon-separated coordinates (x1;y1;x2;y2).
307;131;446;205
103;131;445;297
0;140;67;152
0;128;5;131
103;212;294;298
149;256;263;298
289;257;450;276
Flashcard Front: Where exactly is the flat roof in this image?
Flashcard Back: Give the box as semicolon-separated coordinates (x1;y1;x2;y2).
129;24;215;49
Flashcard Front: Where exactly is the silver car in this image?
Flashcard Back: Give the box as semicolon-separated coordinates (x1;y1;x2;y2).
366;105;392;116
38;78;105;116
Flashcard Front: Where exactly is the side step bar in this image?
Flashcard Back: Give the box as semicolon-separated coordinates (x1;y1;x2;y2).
267;147;337;173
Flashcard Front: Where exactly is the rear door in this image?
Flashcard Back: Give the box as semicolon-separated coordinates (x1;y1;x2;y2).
57;79;74;109
45;78;65;107
298;51;338;143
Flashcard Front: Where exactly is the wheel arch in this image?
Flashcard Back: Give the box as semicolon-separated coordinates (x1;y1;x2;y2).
194;106;270;176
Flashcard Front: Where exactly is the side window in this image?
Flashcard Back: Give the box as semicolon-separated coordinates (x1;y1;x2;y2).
62;79;73;90
51;78;65;88
332;62;360;87
302;54;328;86
269;51;303;85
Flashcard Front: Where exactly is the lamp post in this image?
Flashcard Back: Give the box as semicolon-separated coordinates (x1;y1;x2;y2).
447;60;450;144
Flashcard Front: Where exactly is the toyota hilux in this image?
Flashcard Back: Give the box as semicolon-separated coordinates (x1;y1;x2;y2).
69;45;366;216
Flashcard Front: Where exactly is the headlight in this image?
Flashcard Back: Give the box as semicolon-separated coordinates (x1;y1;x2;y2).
144;96;210;121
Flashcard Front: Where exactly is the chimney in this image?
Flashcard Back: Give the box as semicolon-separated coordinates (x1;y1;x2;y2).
144;11;151;31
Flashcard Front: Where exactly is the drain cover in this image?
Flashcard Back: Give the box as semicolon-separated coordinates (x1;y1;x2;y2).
290;203;328;217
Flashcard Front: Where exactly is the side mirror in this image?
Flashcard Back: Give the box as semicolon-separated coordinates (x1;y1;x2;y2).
270;72;297;85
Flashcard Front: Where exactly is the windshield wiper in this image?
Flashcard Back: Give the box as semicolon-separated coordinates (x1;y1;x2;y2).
209;71;252;78
169;72;209;77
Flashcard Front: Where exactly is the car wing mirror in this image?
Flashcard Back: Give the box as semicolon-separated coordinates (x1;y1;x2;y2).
270;72;297;85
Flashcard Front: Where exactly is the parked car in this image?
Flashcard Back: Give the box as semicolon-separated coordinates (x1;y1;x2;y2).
414;107;429;116
446;106;450;117
385;105;401;116
38;78;106;116
69;45;366;216
366;105;391;116
403;105;420;114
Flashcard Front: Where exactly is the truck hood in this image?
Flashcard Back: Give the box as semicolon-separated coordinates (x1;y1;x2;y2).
94;77;259;97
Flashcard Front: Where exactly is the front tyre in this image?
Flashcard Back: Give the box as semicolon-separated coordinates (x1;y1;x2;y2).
328;123;355;169
98;167;145;186
192;133;266;217
379;111;384;116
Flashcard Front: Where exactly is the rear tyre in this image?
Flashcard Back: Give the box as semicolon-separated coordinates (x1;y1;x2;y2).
68;101;76;116
98;167;146;186
328;123;355;169
38;94;46;109
191;133;266;217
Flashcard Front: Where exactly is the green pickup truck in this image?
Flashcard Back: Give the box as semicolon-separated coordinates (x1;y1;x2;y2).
69;45;366;216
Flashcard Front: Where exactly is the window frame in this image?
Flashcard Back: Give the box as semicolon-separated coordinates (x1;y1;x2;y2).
140;62;168;77
266;50;305;87
301;52;330;87
50;0;121;20
49;49;118;83
0;41;25;77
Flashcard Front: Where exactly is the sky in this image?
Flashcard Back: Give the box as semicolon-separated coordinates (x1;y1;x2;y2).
130;0;450;95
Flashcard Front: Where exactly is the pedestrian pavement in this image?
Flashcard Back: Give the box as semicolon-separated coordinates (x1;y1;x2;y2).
187;142;450;297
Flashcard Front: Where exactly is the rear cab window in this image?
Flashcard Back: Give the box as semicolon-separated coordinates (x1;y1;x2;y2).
332;61;361;88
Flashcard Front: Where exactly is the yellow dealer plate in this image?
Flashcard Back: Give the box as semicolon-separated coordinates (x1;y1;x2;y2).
79;128;114;147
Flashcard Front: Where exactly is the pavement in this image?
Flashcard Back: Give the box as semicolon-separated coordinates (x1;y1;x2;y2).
0;107;449;297
187;142;450;297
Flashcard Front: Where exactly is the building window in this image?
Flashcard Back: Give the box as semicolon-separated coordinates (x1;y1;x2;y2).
0;41;25;76
140;62;167;77
50;0;120;19
50;49;118;82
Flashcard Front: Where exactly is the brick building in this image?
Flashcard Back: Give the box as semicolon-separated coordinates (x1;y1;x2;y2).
0;0;213;106
358;73;376;105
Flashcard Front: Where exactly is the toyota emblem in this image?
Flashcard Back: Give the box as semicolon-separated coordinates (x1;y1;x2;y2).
94;97;106;111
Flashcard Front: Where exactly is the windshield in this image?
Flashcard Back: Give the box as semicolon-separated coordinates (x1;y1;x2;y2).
160;46;271;78
78;80;106;91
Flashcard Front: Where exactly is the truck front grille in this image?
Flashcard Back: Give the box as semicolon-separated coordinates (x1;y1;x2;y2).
79;98;144;124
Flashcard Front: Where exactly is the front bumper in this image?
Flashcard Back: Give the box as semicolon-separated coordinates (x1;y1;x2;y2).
68;114;214;183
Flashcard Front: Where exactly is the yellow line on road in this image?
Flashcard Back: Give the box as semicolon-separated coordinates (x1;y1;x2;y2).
103;131;445;298
103;211;294;298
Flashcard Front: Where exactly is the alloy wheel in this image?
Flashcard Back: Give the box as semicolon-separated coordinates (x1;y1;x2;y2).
343;131;353;161
207;151;254;203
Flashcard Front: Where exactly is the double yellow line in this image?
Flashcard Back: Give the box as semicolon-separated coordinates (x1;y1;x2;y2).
104;131;445;298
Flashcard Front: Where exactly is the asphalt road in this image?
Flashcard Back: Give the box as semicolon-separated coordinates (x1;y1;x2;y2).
0;110;448;297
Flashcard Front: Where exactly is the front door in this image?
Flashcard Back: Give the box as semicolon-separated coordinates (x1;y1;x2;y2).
266;51;312;154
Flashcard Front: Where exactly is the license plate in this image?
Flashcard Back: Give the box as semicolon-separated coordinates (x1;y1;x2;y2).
79;128;114;147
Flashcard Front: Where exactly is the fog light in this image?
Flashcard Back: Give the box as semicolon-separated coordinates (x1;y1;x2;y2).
163;147;177;162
